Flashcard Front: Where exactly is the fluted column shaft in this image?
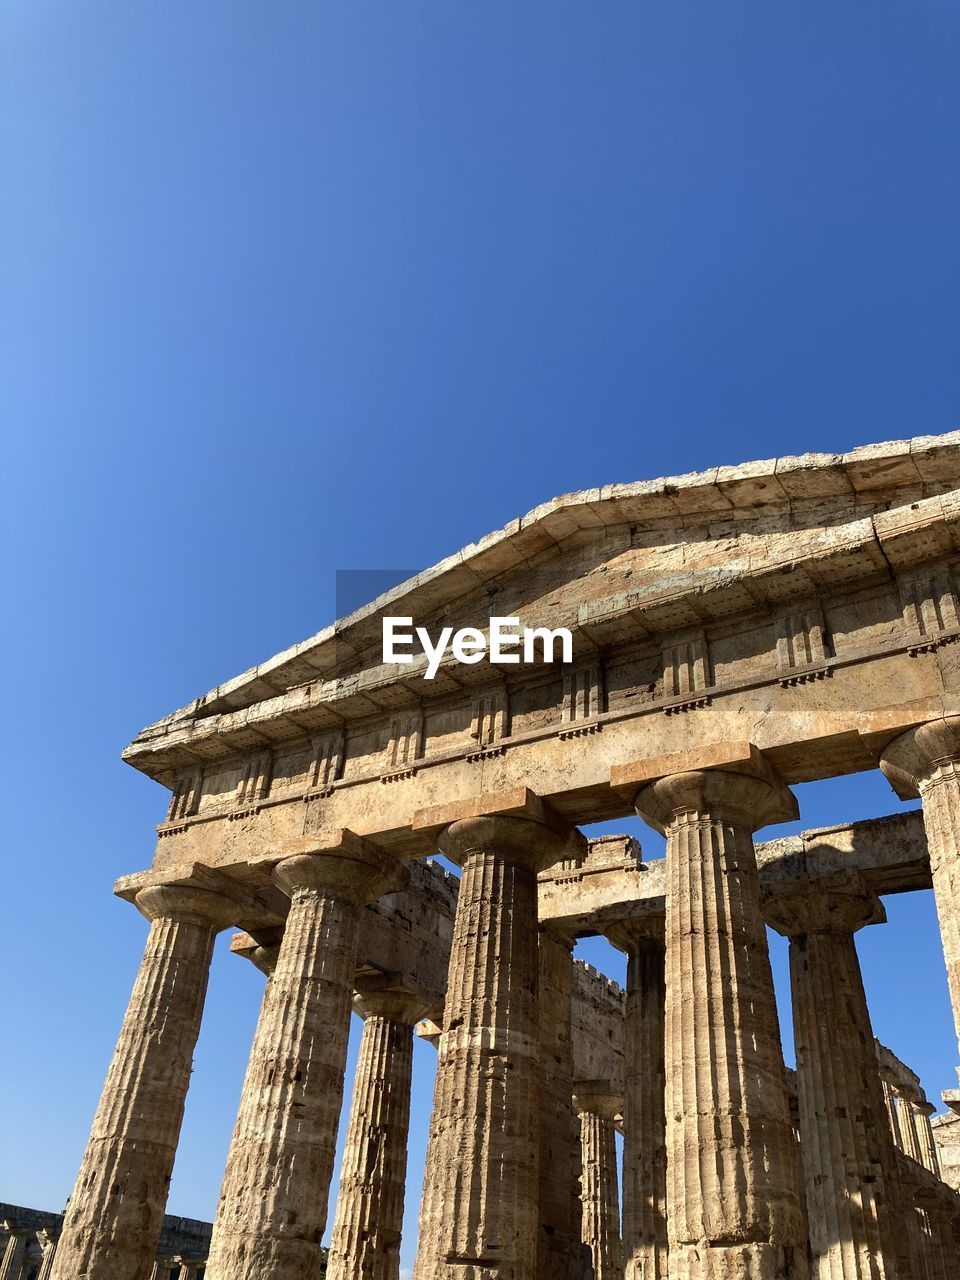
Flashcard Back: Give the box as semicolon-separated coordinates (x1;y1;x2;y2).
575;1092;622;1280
327;988;425;1280
635;768;806;1280
914;1105;940;1176
51;885;232;1280
898;1098;924;1165
414;815;563;1280
880;722;960;1070
609;923;666;1280
916;762;960;1058
36;1231;58;1280
0;1233;27;1280
768;880;901;1280
881;1078;904;1149
205;842;395;1280
537;928;590;1280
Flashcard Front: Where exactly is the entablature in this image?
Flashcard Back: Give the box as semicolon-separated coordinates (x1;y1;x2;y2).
124;436;959;785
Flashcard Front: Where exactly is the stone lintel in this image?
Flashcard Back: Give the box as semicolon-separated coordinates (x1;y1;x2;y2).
611;740;763;795
234;811;929;975
229;930;283;977
247;827;392;874
414;784;567;835
0;1207;61;1235
541;810;929;933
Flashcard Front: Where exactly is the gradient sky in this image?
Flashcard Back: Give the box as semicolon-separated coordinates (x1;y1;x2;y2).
3;3;959;1272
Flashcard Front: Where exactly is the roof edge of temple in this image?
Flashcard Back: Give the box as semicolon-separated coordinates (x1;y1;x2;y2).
123;430;960;770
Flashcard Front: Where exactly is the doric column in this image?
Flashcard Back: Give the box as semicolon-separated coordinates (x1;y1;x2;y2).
633;761;806;1280
151;1257;176;1280
327;980;427;1280
414;812;573;1280
880;716;960;1077
765;873;902;1280
898;1096;924;1165
880;1074;904;1149
175;1259;200;1280
914;1187;954;1280
204;835;397;1280
574;1086;622;1280
0;1231;28;1280
36;1229;59;1280
914;1102;940;1176
607;917;666;1280
50;885;235;1280
537;927;591;1280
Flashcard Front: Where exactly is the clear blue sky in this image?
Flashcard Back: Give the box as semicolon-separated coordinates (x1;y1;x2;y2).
2;2;958;1271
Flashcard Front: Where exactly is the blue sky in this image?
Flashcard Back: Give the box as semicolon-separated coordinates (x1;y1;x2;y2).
2;2;958;1270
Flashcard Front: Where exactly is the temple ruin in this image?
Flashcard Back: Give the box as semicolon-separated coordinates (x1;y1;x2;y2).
43;433;960;1279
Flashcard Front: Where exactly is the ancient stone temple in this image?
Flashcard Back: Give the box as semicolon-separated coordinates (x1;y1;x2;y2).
49;434;960;1280
0;1203;216;1280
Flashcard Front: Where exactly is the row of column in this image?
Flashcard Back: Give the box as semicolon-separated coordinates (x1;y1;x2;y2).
1;1222;206;1280
151;1259;204;1280
51;715;960;1280
1;1225;58;1280
880;1070;941;1176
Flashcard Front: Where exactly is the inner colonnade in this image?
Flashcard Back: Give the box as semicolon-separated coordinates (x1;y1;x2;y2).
46;437;960;1279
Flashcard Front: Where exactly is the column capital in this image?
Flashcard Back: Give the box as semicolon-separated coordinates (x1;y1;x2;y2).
352;974;429;1025
605;913;664;955
764;871;886;938
438;812;577;872
230;928;284;976
879;715;960;798
614;742;797;833
134;883;238;929
414;1016;443;1050
414;784;586;871
272;831;401;904
573;1083;622;1121
539;920;578;950
635;764;797;835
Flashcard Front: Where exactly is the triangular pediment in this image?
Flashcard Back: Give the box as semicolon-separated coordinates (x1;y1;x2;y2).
124;434;960;781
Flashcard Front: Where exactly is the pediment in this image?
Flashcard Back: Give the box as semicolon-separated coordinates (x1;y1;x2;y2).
124;434;960;782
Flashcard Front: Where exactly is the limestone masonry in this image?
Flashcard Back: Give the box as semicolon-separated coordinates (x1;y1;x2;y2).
40;434;960;1279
